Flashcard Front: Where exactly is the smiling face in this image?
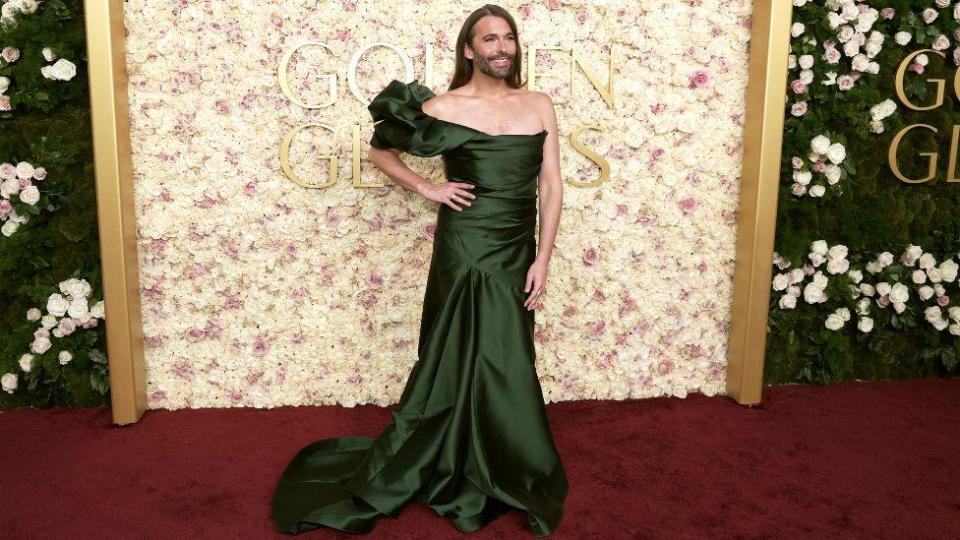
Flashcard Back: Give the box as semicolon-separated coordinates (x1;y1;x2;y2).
465;15;517;80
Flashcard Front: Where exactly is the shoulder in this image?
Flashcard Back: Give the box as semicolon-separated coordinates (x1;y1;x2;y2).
422;91;458;118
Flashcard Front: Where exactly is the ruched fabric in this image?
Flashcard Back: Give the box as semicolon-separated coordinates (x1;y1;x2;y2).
271;79;567;537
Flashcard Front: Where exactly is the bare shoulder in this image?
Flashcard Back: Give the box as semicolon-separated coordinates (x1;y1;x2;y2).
526;90;557;129
422;91;456;118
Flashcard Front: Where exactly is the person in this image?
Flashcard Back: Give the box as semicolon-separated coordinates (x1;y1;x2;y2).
270;5;567;536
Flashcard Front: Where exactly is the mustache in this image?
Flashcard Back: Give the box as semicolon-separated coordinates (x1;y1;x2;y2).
489;56;512;61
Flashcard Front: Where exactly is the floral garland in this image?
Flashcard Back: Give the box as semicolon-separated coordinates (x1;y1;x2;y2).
0;160;47;236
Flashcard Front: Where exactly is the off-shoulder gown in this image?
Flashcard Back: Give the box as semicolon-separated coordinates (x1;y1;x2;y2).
270;79;568;537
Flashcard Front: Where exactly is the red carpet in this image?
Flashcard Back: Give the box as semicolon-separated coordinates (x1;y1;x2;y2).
2;378;958;539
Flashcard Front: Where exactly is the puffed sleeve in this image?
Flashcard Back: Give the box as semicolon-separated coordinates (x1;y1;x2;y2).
367;79;474;157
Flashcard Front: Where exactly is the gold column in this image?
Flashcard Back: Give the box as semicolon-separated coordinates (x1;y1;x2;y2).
725;0;793;405
84;0;146;424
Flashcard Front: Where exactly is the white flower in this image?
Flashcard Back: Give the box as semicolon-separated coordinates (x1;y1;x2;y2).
933;35;951;51
67;297;89;319
772;273;790;291
18;354;34;372
912;269;927;284
0;76;8;94
793;170;813;185
893;301;907;314
847;269;863;283
934;284;947;297
837;307;851;321
42;47;57;62
799;54;814;69
90;300;105;319
933;318;949;331
779;293;797;309
48;58;77;81
919;286;935;301
948;306;960;321
1;373;17;394
811;240;828;256
895;31;912;46
811;135;831;154
826;143;846;164
26;307;41;321
950;324;960;336
40;314;57;329
918;253;937;270
928;267;943;283
826;258;849;274
804;282;827;303
824;165;842;184
925;306;943;324
59;278;92;300
825;313;845;330
827;244;848;260
2;220;21;236
858;317;874;333
30;336;51;354
940;259;958;282
46;293;69;317
860;283;876;296
922;8;939;24
857;297;871;315
809;185;826;197
58;350;73;365
19;185;40;205
790;268;805;284
917;54;930;67
791;22;805;37
870;99;897;122
890;282;910;303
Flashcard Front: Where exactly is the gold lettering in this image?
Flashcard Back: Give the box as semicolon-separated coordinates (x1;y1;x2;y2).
566;124;610;188
280;123;338;189
888;123;938;184
278;42;336;109
894;49;945;111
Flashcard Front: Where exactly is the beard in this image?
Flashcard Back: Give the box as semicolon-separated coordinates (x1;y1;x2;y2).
475;53;513;79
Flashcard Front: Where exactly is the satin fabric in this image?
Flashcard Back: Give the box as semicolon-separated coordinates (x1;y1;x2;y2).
271;79;568;537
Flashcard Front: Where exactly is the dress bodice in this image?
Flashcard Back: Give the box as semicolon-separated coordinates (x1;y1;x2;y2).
368;79;547;201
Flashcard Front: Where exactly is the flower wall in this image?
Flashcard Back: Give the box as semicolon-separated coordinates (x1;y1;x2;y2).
123;0;754;409
769;0;960;384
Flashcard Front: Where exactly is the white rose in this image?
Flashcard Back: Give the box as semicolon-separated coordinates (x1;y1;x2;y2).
826;143;846;164
58;350;73;365
787;285;801;296
933;35;951;51
2;177;20;195
927;267;943;283
827;258;849;274
809;252;827;267
779;293;797;309
912;269;927;284
838;307;851;321
790;268;805;284
0;76;8;94
860;283;876;296
940;259;958;282
810;135;831;154
31;336;51;354
800;69;814;84
811;240;828;256
793;170;813;185
772;273;790;291
19;0;39;14
90;300;105;319
950;324;960;336
935;284;947;297
46;293;69;316
925;306;943;324
901;245;923;265
40;314;57;329
918;253;936;270
851;53;870;72
19;185;40;205
791;22;805;37
858;317;874;333
48;58;77;81
922;8;939;24
919;285;935;300
804;283;827;304
847;269;863;283
824;164;842;184
26;307;41;321
857;297;871;315
799;54;814;69
809;185;826;197
949;306;960;321
813;271;828;288
67;297;89;319
42;47;57;62
890;282;910;303
893;301;907;314
827;244;848;260
934;318;949;331
1;373;17;394
18;354;34;372
825;313;845;330
59;278;92;299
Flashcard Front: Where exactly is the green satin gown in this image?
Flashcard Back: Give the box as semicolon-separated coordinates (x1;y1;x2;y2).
270;79;568;536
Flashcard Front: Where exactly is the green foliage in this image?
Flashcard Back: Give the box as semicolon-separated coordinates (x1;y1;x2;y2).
767;1;960;385
0;0;107;408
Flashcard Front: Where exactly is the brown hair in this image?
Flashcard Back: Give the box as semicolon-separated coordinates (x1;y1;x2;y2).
449;5;525;90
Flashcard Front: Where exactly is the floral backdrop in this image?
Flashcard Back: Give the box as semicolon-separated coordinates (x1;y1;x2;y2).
122;0;753;410
0;0;108;408
769;0;960;384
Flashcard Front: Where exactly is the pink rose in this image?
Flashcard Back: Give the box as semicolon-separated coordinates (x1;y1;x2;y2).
881;8;895;19
690;69;710;88
583;247;599;266
937;295;950;307
790;79;807;94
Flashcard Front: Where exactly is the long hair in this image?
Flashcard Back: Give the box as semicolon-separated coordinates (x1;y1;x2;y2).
449;5;525;91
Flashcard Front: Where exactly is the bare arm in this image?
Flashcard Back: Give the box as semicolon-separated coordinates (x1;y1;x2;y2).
366;142;476;211
534;93;562;265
